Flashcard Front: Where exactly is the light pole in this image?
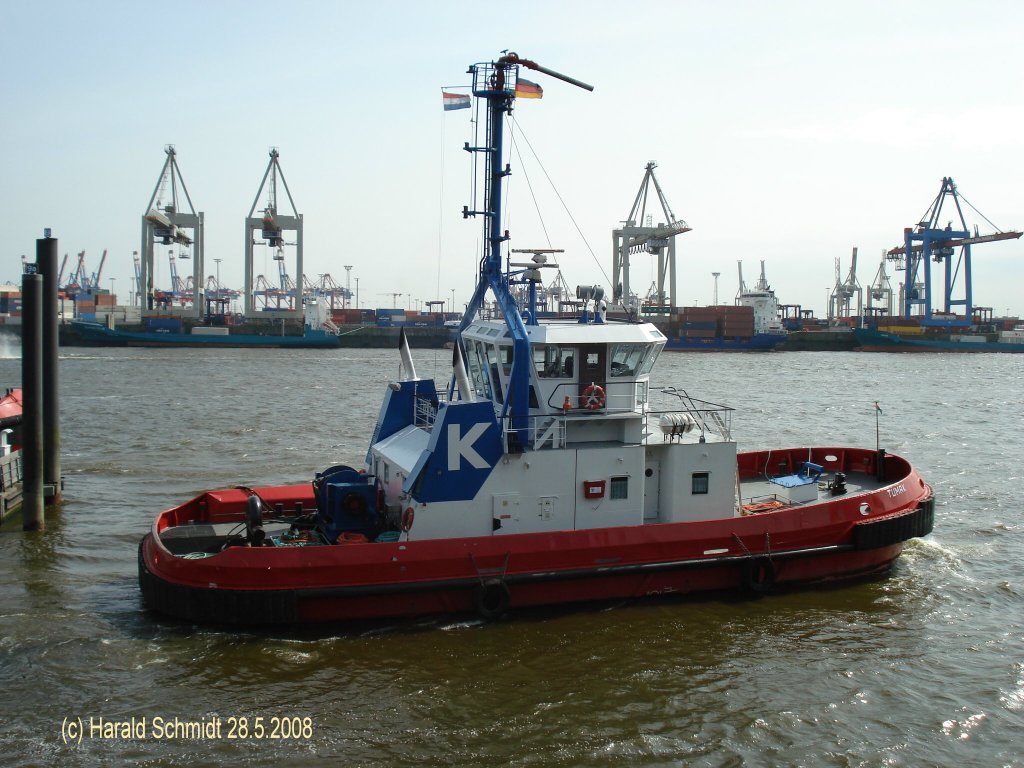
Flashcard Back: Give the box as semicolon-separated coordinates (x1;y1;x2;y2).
110;277;116;301
450;288;455;317
355;277;359;309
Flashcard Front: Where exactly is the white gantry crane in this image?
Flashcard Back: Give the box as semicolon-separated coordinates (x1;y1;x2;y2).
828;247;863;322
245;148;303;317
867;250;894;317
612;162;691;314
141;145;204;316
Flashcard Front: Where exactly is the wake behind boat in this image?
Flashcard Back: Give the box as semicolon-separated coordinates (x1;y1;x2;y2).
139;53;933;627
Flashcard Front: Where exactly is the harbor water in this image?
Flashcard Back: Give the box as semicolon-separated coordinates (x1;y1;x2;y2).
1;345;1022;767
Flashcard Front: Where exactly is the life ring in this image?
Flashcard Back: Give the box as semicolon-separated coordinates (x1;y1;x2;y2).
582;383;606;410
741;556;776;594
401;506;415;532
474;579;510;620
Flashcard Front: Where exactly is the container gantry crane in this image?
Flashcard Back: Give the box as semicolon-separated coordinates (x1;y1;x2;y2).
245;149;303;318
867;250;894;317
141;145;204;316
886;177;1021;327
828;247;862;321
612;162;691;313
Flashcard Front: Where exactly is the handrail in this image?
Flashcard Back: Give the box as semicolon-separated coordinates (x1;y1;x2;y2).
655;387;734;440
544;380;640;412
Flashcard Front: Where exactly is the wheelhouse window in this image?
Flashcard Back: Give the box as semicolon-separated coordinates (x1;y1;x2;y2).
691;472;709;495
610;476;629;500
638;342;664;375
465;340;492;399
534;344;574;379
485;343;504;403
497;344;513;376
609;343;652;377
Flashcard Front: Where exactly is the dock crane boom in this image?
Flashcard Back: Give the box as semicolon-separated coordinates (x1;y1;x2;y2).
90;249;107;291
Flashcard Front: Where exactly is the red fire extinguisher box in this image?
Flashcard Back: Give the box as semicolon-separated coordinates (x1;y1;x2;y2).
582;480;606;499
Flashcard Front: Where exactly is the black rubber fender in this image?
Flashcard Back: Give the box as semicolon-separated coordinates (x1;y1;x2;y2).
741;556;776;594
474;579;511;620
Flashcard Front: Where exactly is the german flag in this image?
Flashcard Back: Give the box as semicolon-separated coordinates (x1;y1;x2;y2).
515;77;543;99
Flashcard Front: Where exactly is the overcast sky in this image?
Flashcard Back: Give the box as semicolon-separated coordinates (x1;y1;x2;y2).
4;0;1022;316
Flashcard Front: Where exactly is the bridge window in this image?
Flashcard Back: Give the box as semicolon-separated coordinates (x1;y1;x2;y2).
485;344;504;403
534;344;574;378
692;472;709;495
465;340;492;399
638;342;664;375
610;476;629;500
610;343;652;377
497;344;513;376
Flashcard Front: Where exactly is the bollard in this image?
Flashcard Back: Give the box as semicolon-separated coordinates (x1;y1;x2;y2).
21;271;44;530
37;235;62;502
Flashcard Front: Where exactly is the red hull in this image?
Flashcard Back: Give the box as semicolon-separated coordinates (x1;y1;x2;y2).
139;447;933;626
0;387;22;425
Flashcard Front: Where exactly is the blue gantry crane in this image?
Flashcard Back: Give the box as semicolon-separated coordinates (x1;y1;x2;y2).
886;177;1021;327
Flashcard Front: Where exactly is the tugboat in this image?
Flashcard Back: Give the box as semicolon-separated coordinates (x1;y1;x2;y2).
0;387;21;450
139;53;934;626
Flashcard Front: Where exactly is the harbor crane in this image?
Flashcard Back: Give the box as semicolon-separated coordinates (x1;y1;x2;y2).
305;273;350;310
612;162;691;313
828;247;862;321
886;177;1021;327
133;252;142;300
867;250;894;316
61;250;108;295
141;146;203;316
245;148;303;318
541;269;581;313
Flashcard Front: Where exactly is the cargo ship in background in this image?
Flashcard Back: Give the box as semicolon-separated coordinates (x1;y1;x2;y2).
64;299;343;349
852;177;1022;353
854;318;1024;353
665;261;787;351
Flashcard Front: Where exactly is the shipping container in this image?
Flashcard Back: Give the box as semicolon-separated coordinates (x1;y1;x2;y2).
147;318;183;332
191;327;230;336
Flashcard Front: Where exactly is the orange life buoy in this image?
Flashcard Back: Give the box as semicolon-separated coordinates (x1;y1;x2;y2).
401;506;415;532
582;383;606;410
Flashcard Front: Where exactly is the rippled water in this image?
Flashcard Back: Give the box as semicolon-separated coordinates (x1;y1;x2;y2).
1;347;1022;766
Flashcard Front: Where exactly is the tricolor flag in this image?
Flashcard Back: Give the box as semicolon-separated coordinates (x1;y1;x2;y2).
874;402;883;414
515;77;543;99
442;91;471;111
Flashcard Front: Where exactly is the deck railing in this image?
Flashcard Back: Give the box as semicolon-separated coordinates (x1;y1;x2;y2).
654;387;735;441
0;451;22;491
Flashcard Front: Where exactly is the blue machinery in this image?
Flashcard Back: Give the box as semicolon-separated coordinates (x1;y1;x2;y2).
886;177;1020;328
459;53;593;443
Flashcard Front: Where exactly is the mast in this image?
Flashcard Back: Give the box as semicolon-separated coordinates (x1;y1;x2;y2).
460;53;592;445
